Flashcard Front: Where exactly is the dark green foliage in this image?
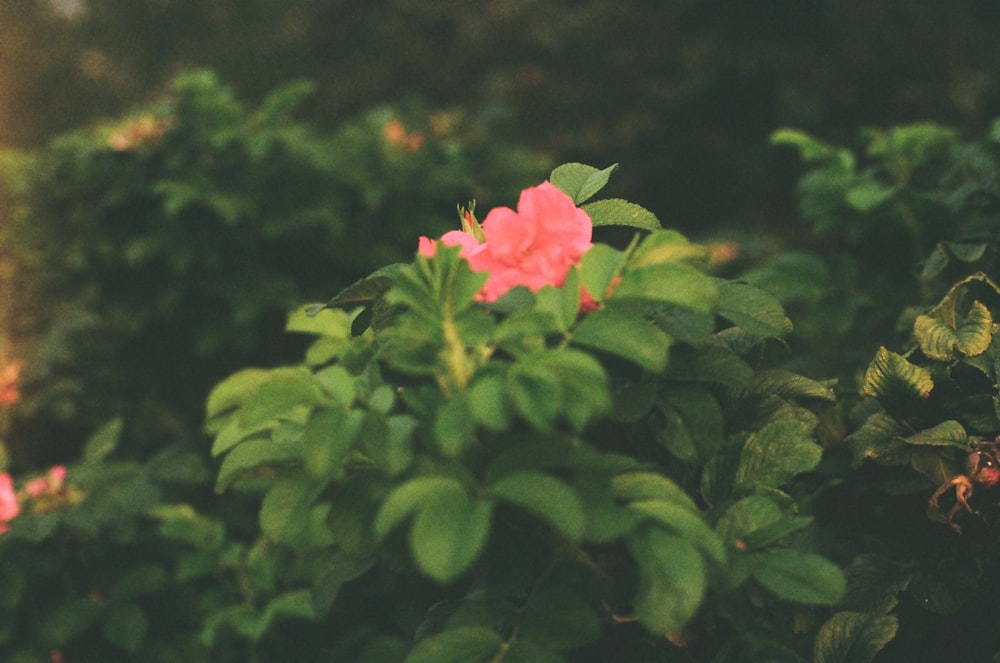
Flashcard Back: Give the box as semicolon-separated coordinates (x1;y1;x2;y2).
0;70;550;464
203;165;856;661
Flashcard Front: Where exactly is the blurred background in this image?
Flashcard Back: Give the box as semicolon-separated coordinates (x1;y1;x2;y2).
4;0;1000;235
3;3;1000;660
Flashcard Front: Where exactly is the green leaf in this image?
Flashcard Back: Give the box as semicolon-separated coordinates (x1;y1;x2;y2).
263;590;316;622
313;365;356;406
239;367;325;427
467;372;512;431
549;162;619;204
578;243;625;304
372;415;418;477
902;420;968;448
487;471;585;540
627;527;707;634
734;420;823;491
37;598;103;646
627;500;726;565
101;601;149;653
814;611;899;663
434;393;476;457
752;369;836;403
861;346;933;400
613;262;719;313
665;345;754;388
406;627;503;663
611;471;698;511
572;307;672;372
410;492;493;582
714;495;785;547
82;417;123;463
655;386;725;461
533;271;581;332
770;128;840;162
259;472;324;544
374;476;465;539
741;515;815;549
753;549;846;605
628;230;708;267
305;265;402;315
302;407;365;479
845;412;911;468
582;198;661;230
944;240;988;263
205;368;272;422
507;349;609;431
215;431;301;492
210;418;274;457
286;306;352;338
507;359;560;430
956;300;993;356
914;314;960;361
845;181;896;211
649;305;715;344
516;583;602;650
717;281;787;337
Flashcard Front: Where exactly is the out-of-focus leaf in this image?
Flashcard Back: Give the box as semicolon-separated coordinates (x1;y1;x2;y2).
753;549;846;605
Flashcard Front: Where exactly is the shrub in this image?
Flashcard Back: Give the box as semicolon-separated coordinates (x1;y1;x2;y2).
0;69;551;465
206;164;865;661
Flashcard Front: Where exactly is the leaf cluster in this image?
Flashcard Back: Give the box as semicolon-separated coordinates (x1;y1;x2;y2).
206;164;859;661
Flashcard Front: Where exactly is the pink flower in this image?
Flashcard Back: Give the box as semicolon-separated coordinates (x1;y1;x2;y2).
0;473;20;534
0;360;22;407
419;182;594;303
25;466;67;499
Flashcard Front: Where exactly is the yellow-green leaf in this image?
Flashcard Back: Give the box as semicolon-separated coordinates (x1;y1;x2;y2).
861;347;933;400
956;300;993;357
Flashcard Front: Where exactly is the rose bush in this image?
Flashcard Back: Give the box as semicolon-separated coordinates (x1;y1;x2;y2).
204;163;888;661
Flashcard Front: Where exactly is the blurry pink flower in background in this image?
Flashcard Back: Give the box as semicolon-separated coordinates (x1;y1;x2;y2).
0;473;20;534
0;359;23;406
25;466;67;499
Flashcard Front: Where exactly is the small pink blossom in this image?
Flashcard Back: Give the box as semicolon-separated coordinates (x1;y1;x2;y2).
0;473;20;534
0;360;22;406
419;181;594;304
25;466;67;499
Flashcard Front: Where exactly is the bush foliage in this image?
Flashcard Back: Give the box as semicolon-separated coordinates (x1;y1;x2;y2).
5;71;1000;660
